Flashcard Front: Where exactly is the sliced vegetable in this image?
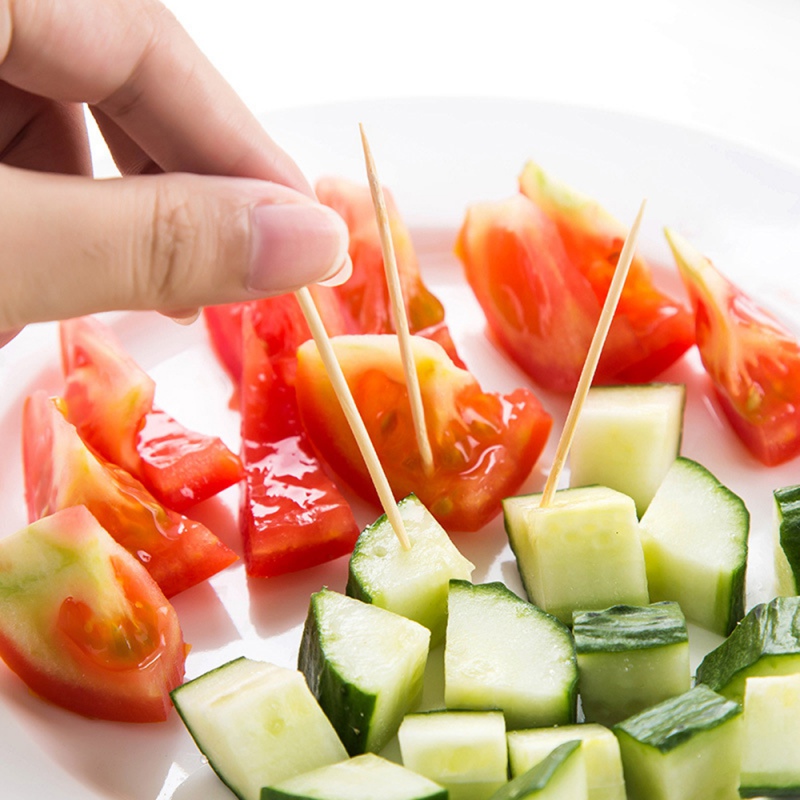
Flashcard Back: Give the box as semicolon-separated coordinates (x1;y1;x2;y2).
23;391;237;597
666;228;800;466
739;673;800;797
60;315;242;511
613;685;743;800
346;494;474;645
171;658;347;800
296;334;551;531
398;710;508;800
298;588;430;755
639;457;748;636
507;724;625;800
568;384;685;516
502;486;649;624
444;580;577;729
518;161;694;385
695;596;800;703
239;308;359;577
0;505;185;722
489;741;586;800
262;753;447;800
572;603;690;726
773;484;800;596
316;176;464;366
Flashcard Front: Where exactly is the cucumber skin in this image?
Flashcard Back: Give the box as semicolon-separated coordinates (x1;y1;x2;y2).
775;485;800;592
298;600;376;756
695;597;800;701
739;787;800;798
488;740;581;800
572;603;688;653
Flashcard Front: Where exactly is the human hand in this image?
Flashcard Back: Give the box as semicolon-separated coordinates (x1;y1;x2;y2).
0;0;350;347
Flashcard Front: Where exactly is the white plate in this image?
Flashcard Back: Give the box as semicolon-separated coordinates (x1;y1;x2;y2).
2;97;800;798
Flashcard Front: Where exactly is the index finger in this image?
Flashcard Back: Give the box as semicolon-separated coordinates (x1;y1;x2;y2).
0;0;312;193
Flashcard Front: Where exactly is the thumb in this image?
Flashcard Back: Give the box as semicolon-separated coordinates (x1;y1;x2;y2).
0;165;349;331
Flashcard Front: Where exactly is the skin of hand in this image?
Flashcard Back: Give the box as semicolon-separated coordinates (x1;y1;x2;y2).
0;0;351;347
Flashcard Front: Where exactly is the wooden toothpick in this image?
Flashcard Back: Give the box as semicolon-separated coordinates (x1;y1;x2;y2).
294;286;411;549
540;199;648;508
359;124;435;476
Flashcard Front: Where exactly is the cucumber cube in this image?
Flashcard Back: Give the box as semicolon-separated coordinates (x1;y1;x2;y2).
398;710;508;800
696;596;800;703
568;384;685;516
347;494;474;645
171;658;347;800
507;724;625;800
503;486;649;624
639;457;748;636
739;673;800;797
572;603;690;726
445;581;577;728
489;741;586;800
613;685;742;800
773;485;800;596
298;588;430;755
261;753;447;800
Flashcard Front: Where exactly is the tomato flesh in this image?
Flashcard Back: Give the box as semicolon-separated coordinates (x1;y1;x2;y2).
61;315;242;511
23;392;238;597
239;304;360;576
667;229;800;465
296;334;552;531
0;506;185;722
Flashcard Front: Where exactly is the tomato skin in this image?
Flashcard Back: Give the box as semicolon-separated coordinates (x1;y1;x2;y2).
239;306;360;576
61;316;242;512
23;392;237;597
667;229;800;466
296;334;552;531
0;506;185;722
316;176;465;367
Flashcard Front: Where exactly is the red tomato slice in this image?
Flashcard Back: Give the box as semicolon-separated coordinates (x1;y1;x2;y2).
0;506;185;722
23;392;238;597
239;304;360;576
61;316;242;512
295;334;552;531
518;161;695;384
667;229;800;466
316;176;465;367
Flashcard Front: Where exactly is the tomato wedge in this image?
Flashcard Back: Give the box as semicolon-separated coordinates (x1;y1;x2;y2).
0;506;185;722
295;334;552;531
23;392;238;597
61;316;242;512
239;304;360;576
666;228;800;466
316;176;465;367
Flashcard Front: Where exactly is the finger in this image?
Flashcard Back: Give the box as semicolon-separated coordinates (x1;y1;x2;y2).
0;82;91;175
0;165;350;332
0;0;312;193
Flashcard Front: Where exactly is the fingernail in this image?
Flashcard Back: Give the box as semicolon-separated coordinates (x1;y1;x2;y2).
249;202;349;292
317;253;353;287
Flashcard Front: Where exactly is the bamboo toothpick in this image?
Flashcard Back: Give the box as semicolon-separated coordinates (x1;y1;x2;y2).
294;286;411;549
359;124;435;476
539;199;648;509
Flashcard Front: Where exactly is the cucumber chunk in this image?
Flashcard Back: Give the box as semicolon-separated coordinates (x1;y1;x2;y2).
739;673;800;797
261;753;447;800
572;603;690;726
398;710;508;800
507;724;625;800
503;486;649;624
568;384;685;516
444;580;577;728
171;658;347;800
347;494;474;645
695;596;800;703
298;588;430;755
773;485;800;595
639;456;748;636
488;741;586;800
613;685;743;800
